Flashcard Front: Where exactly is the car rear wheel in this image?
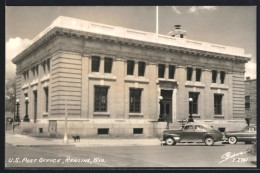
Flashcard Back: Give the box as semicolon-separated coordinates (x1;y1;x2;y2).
205;137;214;146
165;137;176;146
228;136;237;144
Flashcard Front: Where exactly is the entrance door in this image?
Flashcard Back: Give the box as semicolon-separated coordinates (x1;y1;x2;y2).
160;90;173;123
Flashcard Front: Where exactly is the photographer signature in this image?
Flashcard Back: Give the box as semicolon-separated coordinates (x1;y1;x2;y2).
219;151;247;164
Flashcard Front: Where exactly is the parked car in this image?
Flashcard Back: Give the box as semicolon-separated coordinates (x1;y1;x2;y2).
161;122;223;146
223;125;256;144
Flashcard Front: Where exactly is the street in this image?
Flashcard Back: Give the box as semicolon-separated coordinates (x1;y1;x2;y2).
5;142;256;168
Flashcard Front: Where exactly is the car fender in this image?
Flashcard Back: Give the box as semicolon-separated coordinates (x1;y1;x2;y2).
164;134;181;141
202;133;215;141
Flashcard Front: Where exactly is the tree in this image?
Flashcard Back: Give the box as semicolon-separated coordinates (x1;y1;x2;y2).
5;77;16;113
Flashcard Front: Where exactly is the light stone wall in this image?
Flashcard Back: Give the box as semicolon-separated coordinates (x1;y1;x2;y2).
14;29;249;137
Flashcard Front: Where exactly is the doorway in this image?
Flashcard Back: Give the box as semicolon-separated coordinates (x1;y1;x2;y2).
160;90;173;123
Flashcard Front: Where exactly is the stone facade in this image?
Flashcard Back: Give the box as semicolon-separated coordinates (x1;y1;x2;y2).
245;78;257;124
12;16;251;137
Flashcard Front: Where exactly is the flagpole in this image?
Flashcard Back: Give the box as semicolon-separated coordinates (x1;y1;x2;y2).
156;6;158;35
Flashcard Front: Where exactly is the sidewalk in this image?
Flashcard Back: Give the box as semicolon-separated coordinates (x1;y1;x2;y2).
5;132;161;147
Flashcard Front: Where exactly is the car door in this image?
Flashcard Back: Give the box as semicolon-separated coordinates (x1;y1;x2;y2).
239;126;256;141
181;125;194;142
194;125;207;142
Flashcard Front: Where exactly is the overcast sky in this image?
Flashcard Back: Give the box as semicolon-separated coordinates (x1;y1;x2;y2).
5;6;256;79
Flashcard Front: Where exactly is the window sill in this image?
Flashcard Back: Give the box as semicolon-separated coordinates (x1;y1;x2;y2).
129;113;143;118
156;78;178;84
185;81;205;88
93;112;110;118
40;74;50;83
210;84;228;90
214;115;224;119
124;77;149;84
22;83;30;89
89;74;116;81
30;78;39;86
43;112;48;117
192;114;200;119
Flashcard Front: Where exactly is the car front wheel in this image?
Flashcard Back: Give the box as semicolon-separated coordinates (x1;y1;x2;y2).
165;137;176;146
205;137;214;146
228;137;237;144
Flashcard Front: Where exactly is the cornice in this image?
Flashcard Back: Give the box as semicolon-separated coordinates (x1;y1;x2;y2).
12;26;251;65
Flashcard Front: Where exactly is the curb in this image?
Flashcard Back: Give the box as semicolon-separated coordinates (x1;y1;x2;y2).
13;144;75;147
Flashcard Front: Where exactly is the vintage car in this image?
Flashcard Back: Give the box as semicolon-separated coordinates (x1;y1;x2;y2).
223;125;256;144
161;122;223;146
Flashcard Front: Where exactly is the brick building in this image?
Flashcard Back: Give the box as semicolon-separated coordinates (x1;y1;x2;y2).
245;77;257;124
12;16;251;137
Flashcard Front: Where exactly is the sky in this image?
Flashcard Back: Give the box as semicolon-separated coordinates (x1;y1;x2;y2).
5;6;256;80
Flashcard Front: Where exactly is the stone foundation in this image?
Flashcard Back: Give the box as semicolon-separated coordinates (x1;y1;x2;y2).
16;118;249;138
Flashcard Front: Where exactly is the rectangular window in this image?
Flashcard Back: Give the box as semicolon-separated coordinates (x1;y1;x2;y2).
214;94;223;115
104;57;113;73
138;62;146;76
127;60;135;75
23;70;29;81
47;59;50;72
94;86;108;112
91;56;100;72
39;128;43;134
169;65;176;79
220;71;225;84
42;62;46;74
245;96;250;110
35;65;39;76
44;87;49;112
158;64;166;78
98;128;109;135
196;68;202;82
133;128;143;134
32;65;38;77
187;67;193;81
130;89;142;113
189;92;199;114
212;70;217;83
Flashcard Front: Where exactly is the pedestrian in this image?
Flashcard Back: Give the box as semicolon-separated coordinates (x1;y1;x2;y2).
164;114;169;130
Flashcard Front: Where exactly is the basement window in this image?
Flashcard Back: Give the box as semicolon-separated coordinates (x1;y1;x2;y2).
39;128;43;134
98;128;109;135
133;128;143;134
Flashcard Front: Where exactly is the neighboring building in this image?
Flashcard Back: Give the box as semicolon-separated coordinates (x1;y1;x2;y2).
12;16;251;137
245;77;257;125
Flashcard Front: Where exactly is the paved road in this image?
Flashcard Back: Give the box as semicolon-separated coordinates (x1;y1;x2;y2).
5;142;256;168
